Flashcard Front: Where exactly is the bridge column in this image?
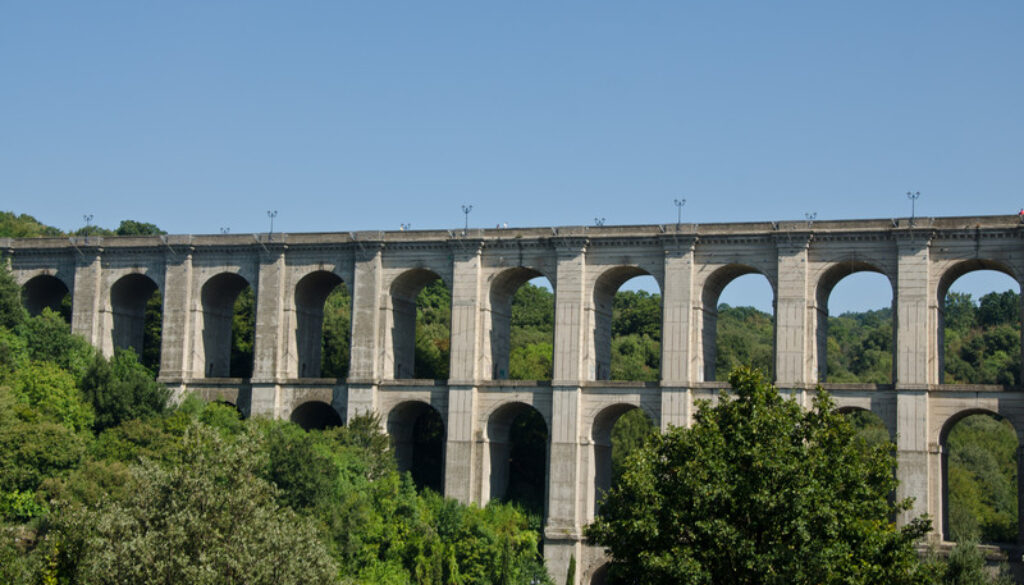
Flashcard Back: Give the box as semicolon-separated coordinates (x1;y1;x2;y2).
250;243;286;418
445;239;484;504
894;233;934;529
547;237;588;585
660;235;697;430
70;243;104;350
158;244;194;389
346;242;384;422
775;233;815;397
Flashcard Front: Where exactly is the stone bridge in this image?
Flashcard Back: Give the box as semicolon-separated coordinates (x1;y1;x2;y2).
5;214;1024;583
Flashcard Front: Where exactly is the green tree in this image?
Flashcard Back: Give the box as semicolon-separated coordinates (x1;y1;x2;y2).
79;349;169;432
0;258;28;331
114;220;166;236
586;368;932;585
0;211;62;238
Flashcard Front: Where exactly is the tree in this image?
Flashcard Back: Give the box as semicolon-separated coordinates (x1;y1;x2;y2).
79;349;169;432
586;368;932;585
114;220;166;236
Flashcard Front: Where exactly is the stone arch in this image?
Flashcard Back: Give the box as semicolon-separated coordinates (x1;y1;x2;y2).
199;272;253;378
591;265;662;381
109;273;160;362
487;266;554;380
589;563;609;585
814;261;894;383
835;405;894;444
938;408;1021;543
289;400;343;430
485;401;549;512
292;270;346;378
700;264;775;382
387;400;446;493
388;268;448;379
588;402;656;520
21;273;71;319
936;259;1021;385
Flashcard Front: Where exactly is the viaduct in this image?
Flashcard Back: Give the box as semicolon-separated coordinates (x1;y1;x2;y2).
5;214;1024;583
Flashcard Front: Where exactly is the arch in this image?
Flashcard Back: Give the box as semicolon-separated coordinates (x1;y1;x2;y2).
389;268;448;379
487;267;553;380
701;264;775;382
939;408;1020;543
937;261;1021;385
814;263;894;383
589;563;609;585
592;266;661;381
289;401;343;430
109;273;161;369
836;406;893;445
21;274;71;320
200;272;253;378
485;401;549;513
292;270;346;378
589;403;656;519
387;400;446;493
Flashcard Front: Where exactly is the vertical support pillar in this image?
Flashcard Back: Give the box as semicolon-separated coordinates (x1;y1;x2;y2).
894;232;934;528
70;243;104;350
346;241;384;422
250;243;287;417
158;243;194;388
774;233;814;397
660;235;697;430
547;237;588;585
445;239;484;503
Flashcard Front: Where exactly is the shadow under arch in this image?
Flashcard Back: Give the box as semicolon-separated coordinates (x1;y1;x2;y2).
389;268;447;379
200;272;252;378
21;273;71;320
293;270;346;378
387;400;446;493
814;261;894;383
290;401;343;431
701;264;775;382
938;408;1021;543
589;563;609;585
592;265;662;381
835;405;893;445
936;259;1021;385
589;403;656;519
487;266;553;380
486;401;549;514
110;273;161;367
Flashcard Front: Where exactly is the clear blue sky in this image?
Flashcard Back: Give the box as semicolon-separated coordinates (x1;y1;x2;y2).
2;2;1021;311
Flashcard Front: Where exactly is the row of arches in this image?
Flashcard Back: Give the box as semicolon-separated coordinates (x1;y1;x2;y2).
18;259;1023;384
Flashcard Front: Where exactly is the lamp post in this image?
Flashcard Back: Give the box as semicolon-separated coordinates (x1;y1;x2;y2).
461;204;473;235
673;198;686;228
906;191;920;226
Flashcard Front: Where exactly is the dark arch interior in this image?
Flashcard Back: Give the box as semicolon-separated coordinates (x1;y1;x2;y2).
594;267;662;381
490;269;554;381
488;403;548;515
294;271;348;378
942;412;1019;543
110;273;162;373
590;564;609;585
939;267;1021;386
704;266;774;382
592;405;656;514
201;273;254;378
388;401;445;493
391;269;449;380
819;269;894;384
21;274;71;322
290;401;343;431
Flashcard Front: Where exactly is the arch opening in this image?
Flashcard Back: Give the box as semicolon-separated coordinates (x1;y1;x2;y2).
200;273;254;378
293;271;350;379
21;274;71;323
591;405;656;517
589;563;609;585
704;267;774;382
390;269;449;380
818;268;894;383
594;269;662;381
289;401;343;431
110;273;162;374
939;267;1021;386
941;411;1019;543
838;407;891;448
489;269;554;381
387;401;445;493
487;402;548;515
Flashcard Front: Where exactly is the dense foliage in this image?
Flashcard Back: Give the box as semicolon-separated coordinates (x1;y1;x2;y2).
586;368;934;585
